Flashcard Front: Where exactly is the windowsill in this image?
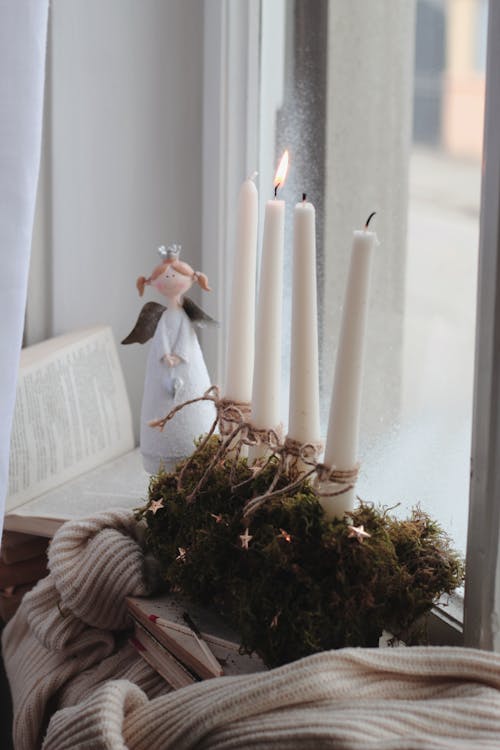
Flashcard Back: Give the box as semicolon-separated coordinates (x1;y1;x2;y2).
380;593;464;647
428;591;464;646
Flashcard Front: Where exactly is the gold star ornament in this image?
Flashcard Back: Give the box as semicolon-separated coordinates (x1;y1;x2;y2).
347;524;371;543
239;528;253;550
149;499;164;515
270;610;282;629
176;547;187;562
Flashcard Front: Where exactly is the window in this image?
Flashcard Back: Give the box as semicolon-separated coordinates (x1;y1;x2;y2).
204;0;500;648
255;0;486;559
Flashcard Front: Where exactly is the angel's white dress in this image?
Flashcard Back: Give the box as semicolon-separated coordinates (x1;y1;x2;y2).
140;306;215;474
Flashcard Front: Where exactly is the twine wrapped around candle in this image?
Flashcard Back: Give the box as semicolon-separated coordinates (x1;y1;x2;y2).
241;456;360;523
149;387;360;521
282;436;323;472
312;463;361;522
241;438;323;521
218;398;252;437
150;386;284;502
314;464;360;496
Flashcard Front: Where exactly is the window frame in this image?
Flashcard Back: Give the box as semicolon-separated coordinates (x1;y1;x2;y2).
464;0;500;651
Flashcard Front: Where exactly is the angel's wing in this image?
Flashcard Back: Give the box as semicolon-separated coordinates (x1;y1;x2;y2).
121;301;166;344
182;296;219;328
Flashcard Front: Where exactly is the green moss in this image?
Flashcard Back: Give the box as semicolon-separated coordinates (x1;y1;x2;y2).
137;437;464;667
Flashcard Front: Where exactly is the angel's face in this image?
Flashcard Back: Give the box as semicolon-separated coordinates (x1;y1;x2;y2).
152;267;193;301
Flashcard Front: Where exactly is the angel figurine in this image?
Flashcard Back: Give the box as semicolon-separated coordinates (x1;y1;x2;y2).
122;245;217;474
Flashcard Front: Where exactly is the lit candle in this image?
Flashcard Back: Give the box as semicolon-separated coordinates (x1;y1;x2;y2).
320;213;378;518
287;194;321;467
249;151;289;460
224;174;258;404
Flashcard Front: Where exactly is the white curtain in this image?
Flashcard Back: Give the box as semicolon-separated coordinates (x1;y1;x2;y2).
0;1;49;538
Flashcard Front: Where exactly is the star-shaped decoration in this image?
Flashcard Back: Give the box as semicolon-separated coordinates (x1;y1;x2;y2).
210;513;224;524
279;528;292;543
149;499;164;515
270;610;282;629
176;547;187;562
347;524;371;543
239;528;253;550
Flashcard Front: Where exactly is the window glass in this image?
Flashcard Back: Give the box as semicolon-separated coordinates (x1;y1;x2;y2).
261;0;485;554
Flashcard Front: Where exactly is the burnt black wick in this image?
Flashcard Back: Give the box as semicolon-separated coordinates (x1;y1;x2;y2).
365;212;376;229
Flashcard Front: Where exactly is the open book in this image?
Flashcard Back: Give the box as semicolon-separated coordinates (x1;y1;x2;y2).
127;593;266;688
4;326;149;537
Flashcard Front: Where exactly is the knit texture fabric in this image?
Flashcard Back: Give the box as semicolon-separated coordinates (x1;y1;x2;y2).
3;509;500;749
43;647;500;749
1;510;169;750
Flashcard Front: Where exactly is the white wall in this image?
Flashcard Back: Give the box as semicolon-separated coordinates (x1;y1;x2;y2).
28;0;206;441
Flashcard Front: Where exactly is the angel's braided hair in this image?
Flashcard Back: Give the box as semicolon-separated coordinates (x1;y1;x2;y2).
136;259;211;297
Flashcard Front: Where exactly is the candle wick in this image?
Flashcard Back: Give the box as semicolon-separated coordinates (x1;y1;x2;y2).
274;183;279;198
302;192;307;202
364;211;376;229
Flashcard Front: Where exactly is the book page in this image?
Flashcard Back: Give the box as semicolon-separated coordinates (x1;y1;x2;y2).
7;326;134;511
4;449;149;535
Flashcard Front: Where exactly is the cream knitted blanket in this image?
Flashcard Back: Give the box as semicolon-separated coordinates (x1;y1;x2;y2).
2;511;169;750
3;510;500;749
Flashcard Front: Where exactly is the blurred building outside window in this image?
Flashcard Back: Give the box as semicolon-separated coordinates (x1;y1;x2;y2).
258;0;486;557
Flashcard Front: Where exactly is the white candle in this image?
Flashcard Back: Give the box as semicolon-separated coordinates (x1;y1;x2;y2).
224;175;258;403
287;196;321;457
249;152;288;460
320;218;377;518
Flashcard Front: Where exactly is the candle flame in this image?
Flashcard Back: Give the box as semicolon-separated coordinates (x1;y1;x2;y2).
273;150;289;194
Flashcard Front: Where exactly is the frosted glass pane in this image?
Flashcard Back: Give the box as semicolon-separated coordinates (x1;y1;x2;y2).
261;0;485;555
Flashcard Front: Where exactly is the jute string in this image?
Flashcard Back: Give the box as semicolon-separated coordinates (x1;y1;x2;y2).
150;386;282;503
283;436;323;464
217;398;252;437
240;436;323;520
149;386;358;518
315;464;360;487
